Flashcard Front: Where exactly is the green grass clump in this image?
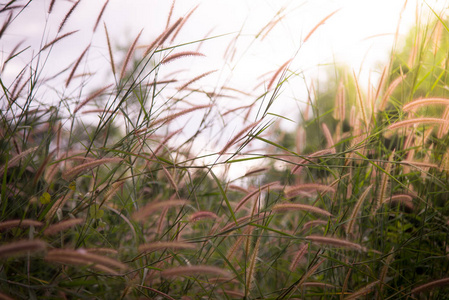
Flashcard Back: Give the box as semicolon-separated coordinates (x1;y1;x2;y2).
2;1;449;299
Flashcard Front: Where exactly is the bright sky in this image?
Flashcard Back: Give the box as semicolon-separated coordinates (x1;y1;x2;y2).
4;0;448;104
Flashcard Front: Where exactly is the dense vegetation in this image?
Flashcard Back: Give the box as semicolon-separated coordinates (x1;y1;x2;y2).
2;1;449;299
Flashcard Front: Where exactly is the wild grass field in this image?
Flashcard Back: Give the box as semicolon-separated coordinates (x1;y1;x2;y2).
2;1;449;299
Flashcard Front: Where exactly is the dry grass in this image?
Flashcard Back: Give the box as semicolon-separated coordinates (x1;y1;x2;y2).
66;44;90;87
0;146;38;175
379;247;395;295
120;30;143;81
74;84;113;114
177;70;217;91
144;17;183;56
161;51;205;64
290;259;326;296
137;286;176;300
345;185;372;236
289;244;308;272
403;97;449;111
93;0;109;32
0;240;47;259
61;157;123;181
344;280;379;300
104;24;116;75
377;150;395;210
44;218;84;236
244;167;269;177
138;241;196;253
0;219;43;231
305;235;368;252
234;181;281;212
41;30;79;51
161;265;232;278
267;59;292;90
272;203;332;217
387;117;449;130
220;120;263;155
132;199;188;222
59;0;81;32
45;248;128;272
285;183;336;198
388;194;414;211
150;104;213;127
188;211;219;222
411;277;449;295
245;235;261;297
291;149;335;174
379;75;406;111
303;10;340;43
45;190;75;222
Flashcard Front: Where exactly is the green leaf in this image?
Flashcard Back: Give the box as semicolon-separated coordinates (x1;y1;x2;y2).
69;181;76;191
89;204;104;219
210;170;236;223
266;112;296;123
39;192;51;204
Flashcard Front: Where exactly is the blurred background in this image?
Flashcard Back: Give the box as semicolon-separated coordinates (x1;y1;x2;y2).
5;1;447;106
2;0;448;178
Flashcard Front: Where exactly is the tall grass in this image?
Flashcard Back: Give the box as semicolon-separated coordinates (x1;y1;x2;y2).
2;1;449;299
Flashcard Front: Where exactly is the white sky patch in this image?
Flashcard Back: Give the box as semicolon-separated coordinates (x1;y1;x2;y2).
3;1;447;103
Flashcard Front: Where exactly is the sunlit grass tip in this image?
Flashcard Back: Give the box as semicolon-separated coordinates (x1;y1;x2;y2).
285;183;336;198
189;211;219;222
387;118;449;130
161;51;205;64
220;120;263;155
272;203;332;217
402;97;449;112
234;181;282;212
